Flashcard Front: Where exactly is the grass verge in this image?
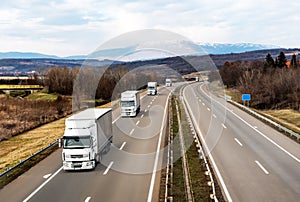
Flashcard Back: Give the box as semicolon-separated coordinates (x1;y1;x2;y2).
166;94;218;201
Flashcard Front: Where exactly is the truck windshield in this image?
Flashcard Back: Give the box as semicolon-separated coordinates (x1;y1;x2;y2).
63;136;91;149
148;87;155;90
121;101;135;107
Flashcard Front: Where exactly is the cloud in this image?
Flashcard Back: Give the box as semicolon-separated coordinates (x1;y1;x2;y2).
0;0;300;56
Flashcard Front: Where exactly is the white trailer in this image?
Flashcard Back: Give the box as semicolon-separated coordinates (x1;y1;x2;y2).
147;82;157;95
61;108;112;170
165;78;172;87
121;90;140;117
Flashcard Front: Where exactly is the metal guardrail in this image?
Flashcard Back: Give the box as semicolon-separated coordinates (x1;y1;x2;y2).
227;99;300;141
180;85;218;201
0;140;58;180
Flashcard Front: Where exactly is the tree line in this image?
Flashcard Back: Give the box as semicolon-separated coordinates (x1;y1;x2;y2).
218;52;300;110
44;66;159;110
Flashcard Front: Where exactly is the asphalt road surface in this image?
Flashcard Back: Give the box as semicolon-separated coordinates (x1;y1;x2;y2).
183;82;300;202
0;85;175;202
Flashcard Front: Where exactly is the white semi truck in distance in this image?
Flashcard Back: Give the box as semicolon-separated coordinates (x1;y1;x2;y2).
61;108;112;170
165;78;172;87
147;82;157;95
121;90;140;117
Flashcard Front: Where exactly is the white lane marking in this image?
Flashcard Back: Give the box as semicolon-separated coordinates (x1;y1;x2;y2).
255;160;269;175
112;115;121;124
145;109;148;113
183;86;233;202
199;83;300;164
85;196;92;202
213;114;217;118
119;142;126;150
141;114;144;118
150;102;153;105
234;138;243;147
43;173;51;179
103;161;114;175
207;107;210;111
148;105;151;108
147;89;172;202
130;129;135;136
136;120;140;125
202;103;205;106
23;167;63;202
222;124;227;129
199;99;202;102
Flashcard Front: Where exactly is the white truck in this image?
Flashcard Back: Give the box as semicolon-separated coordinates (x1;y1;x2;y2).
61;108;112;170
165;78;172;87
147;82;157;95
121;90;140;117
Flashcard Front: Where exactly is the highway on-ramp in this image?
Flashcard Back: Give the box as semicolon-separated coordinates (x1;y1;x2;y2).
0;85;176;202
183;82;300;201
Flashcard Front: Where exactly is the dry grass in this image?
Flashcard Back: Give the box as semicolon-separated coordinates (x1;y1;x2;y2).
0;118;66;173
0;98;119;174
261;109;300;134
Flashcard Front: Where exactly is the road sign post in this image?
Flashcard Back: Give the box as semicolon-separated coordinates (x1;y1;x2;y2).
242;94;251;107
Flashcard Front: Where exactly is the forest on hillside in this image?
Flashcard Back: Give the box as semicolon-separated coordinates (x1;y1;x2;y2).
216;52;300;110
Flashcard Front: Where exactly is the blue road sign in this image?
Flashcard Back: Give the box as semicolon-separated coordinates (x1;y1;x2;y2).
242;94;251;101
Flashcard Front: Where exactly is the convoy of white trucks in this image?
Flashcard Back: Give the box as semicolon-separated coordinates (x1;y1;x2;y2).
61;108;112;170
147;82;157;95
61;80;173;170
121;90;140;117
165;78;172;87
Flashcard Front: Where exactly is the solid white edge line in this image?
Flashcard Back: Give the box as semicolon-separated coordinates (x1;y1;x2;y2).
85;196;92;202
103;161;114;175
234;138;243;147
199;83;300;164
119;142;126;150
23;166;63;202
147;89;172;202
183;86;233;202
255;160;269;175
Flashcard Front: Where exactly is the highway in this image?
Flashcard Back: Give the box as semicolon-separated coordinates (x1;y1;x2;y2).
183;82;300;201
0;85;175;202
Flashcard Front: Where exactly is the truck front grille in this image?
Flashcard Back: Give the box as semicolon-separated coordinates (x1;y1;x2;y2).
71;155;83;158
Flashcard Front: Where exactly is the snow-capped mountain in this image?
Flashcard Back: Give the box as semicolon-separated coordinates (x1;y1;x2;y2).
198;43;280;54
0;43;280;60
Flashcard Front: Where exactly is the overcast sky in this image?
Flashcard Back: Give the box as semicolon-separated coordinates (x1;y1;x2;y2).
1;0;300;56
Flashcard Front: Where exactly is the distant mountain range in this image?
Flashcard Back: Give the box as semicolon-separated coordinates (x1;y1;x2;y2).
1;47;300;76
0;43;280;60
